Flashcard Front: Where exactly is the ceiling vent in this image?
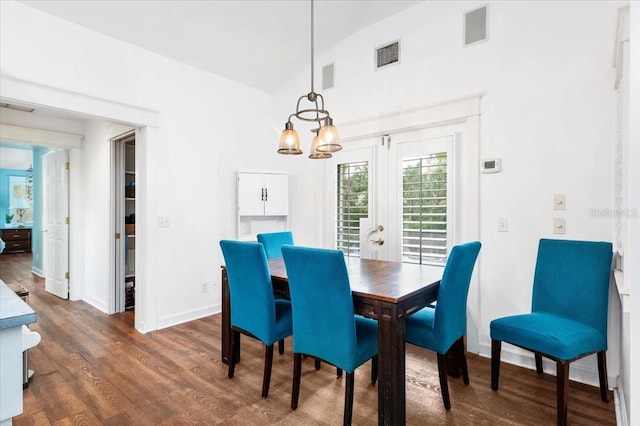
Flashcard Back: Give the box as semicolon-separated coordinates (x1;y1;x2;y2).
464;5;488;46
376;41;400;69
322;63;334;90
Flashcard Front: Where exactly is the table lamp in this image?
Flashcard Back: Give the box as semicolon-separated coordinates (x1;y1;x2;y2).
10;197;31;223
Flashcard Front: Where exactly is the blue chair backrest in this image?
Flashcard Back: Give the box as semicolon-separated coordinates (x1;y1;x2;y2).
257;231;294;259
281;245;357;370
433;241;482;351
219;240;277;344
532;239;612;334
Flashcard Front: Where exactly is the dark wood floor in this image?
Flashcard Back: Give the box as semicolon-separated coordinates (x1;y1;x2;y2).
1;253;615;425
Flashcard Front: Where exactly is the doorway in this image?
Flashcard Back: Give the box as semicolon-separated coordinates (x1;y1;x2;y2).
113;132;136;313
327;129;455;264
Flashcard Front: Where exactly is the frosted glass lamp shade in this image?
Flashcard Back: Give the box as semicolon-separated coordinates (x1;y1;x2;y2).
316;118;341;153
278;122;303;155
308;132;332;159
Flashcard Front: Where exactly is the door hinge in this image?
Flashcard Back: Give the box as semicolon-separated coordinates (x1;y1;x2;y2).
65;162;70;170
65;272;70;280
115;232;121;239
65;217;70;225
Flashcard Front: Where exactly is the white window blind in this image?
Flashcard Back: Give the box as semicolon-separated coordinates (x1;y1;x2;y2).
402;152;448;265
336;161;368;257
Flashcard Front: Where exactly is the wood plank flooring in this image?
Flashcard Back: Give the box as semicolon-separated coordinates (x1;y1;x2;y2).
1;253;615;425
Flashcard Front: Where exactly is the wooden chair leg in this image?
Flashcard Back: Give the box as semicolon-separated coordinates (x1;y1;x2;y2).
445;341;461;378
233;331;241;363
315;358;321;370
337;367;343;378
371;355;378;384
597;351;610;402
344;372;355;426
262;344;274;398
491;339;501;391
436;353;451;410
556;361;569;426
291;353;302;410
535;353;544;374
228;330;238;379
278;339;285;355
456;337;469;385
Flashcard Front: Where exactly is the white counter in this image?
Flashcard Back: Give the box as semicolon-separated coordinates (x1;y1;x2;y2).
0;280;36;426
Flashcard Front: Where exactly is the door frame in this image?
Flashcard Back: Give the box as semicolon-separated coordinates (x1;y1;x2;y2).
1;75;159;334
323;94;482;352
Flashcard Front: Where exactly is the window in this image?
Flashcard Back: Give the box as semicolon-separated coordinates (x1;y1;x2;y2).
336;161;368;257
402;152;448;265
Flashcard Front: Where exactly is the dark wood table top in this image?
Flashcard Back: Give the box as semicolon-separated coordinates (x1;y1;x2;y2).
267;257;442;304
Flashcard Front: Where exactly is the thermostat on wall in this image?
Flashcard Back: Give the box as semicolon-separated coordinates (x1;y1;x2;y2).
481;158;501;173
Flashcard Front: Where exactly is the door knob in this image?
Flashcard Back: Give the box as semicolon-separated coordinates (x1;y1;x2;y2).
370;237;384;245
377;225;384;232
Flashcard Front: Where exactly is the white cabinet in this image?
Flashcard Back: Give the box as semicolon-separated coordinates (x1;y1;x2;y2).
237;172;288;240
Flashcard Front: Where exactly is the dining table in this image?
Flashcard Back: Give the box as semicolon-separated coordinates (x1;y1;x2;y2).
220;256;443;426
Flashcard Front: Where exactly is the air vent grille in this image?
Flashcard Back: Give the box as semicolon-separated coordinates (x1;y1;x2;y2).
464;5;488;46
376;41;400;69
322;63;334;90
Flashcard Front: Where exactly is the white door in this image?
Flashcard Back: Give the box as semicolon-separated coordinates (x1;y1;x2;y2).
42;150;69;299
327;130;454;264
238;173;265;215
263;174;289;216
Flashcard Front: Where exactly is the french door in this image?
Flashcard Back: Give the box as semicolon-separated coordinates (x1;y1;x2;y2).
327;128;454;264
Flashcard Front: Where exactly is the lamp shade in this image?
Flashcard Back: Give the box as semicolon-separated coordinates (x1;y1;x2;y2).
278;122;303;155
10;197;31;210
308;132;332;159
316;118;342;153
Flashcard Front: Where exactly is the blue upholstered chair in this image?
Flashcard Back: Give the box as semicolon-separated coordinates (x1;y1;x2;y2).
257;231;295;355
405;241;481;410
219;240;293;398
490;239;613;426
281;245;378;426
257;231;294;259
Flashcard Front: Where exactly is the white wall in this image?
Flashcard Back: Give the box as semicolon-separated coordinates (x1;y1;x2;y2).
271;0;626;387
0;1;273;331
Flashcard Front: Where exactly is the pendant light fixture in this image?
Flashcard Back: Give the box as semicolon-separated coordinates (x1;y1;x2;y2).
277;0;341;159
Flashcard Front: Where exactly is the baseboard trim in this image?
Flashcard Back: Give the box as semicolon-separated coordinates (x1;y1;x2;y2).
157;304;221;330
31;267;44;277
614;376;628;426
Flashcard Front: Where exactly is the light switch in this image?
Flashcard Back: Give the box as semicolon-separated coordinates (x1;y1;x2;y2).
553;218;566;234
553;194;566;210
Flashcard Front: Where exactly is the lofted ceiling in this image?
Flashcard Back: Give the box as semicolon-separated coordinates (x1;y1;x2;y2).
19;0;423;93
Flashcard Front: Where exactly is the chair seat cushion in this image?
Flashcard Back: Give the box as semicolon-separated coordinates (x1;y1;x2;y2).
405;307;453;355
490;312;607;361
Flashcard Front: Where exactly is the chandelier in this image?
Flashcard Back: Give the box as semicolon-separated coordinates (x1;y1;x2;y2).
278;0;341;159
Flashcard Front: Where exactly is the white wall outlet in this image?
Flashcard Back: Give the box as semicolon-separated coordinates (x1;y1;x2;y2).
553;218;566;234
498;217;508;232
553;194;566;210
158;216;170;228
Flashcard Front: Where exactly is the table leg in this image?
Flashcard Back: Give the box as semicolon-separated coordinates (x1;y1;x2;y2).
377;302;406;425
221;268;231;365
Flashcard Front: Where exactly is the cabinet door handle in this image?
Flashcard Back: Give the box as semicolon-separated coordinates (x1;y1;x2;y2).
265;188;268;202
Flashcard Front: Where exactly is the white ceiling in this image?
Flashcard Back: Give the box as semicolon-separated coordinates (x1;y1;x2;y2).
20;0;423;93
